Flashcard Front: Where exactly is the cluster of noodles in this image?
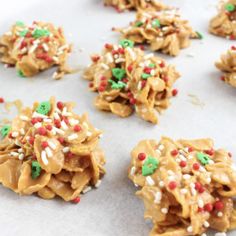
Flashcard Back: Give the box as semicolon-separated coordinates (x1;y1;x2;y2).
215;46;236;88
0;97;105;202
129;137;236;236
0;21;72;79
209;0;236;39
83;41;180;124
103;0;168;12
116;10;200;56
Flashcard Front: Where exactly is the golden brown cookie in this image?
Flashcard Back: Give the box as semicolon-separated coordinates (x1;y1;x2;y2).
0;97;105;202
129;137;236;236
0;21;72;79
84;40;180;124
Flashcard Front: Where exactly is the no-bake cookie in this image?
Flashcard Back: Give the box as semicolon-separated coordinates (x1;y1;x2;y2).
209;0;236;39
0;21;72;79
116;10;201;56
103;0;168;12
0;97;105;202
129;137;236;236
83;40;180;124
215;45;236;87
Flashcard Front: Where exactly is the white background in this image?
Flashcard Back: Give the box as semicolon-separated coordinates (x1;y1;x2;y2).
0;0;235;235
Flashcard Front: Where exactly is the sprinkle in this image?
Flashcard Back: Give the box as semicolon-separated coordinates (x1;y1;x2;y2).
69;118;79;126
154;191;162;204
203;221;210;228
146;176;155;186
119;39;134;48
61;120;68;130
36;101;51;115
31;161;41;179
11;131;19;138
45;147;53;158
187;226;193;233
18;153;24;160
101;63;109;70
10;152;19;157
48;141;57;150
197;152;211;165
68;134;78;141
142;156;159;176
167;170;174;175
42;43;49;51
82;186;92;194
41;151;48;165
158;144;165;151
193;163;200;171
183;174;191;180
138;153;146;161
198;199;204;208
53;112;60;120
95;180;102;188
130;166;136;176
161;208;168;214
204;203;213;212
72;197;80;204
159;181;165;188
217;212;223;217
62;147;70;153
34;123;42;129
168;181;177;190
214;201;224;211
180;188;188;194
52;127;65;135
32;112;48;119
20;115;29;121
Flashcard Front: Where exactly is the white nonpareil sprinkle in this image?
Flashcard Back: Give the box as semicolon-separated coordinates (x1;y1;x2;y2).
95;180;102;188
53;127;65;135
175;158;181;163
158;144;165;151
215;233;226;236
45;147;53;158
130;166;136;176
217;212;223;217
48;141;56;150
106;53;114;63
203;221;210;228
154;191;162;204
82;186;92;194
146;176;155;186
179;154;187;161
159;181;165;188
62;107;72;117
187;226;193;233
161;208;168;214
87;131;92;137
41;151;48;165
206;177;212;184
68;133;78;141
42;43;49;51
61;120;68;130
18;148;23;153
18;153;24;160
10;152;19;157
63;147;70;153
180;188;188;195
11;132;19;138
126;47;136;60
20;115;29;121
198;199;204;208
115;58;126;63
168;175;175;181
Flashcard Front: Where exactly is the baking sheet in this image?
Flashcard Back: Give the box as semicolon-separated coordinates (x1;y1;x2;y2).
0;0;236;235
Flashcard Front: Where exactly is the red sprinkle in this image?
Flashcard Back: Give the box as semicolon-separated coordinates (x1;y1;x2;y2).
31;118;39;125
138;153;146;161
231;46;236;50
171;149;178;156
74;125;81;132
0;97;4;103
195;182;202;191
193;163;200;171
204;203;213;212
98;86;106;92
198;207;204;213
168;181;177;190
91;55;100;62
127;64;133;73
37;127;47;136
41;141;49;149
214;201;224;211
188;147;194;152
72;197;81;204
29;136;35;145
104;43;113;49
144;67;152;74
58;137;65;145
57;101;64;110
159;62;165;68
141;80;147;88
172;89;178;96
179;161;187;168
89;82;94;88
129;98;136;105
46;124;52;131
205;149;214;156
66;151;74;158
220;76;225;81
54;119;61;128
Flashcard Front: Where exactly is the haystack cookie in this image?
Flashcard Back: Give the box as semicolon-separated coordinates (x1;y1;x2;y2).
129;137;236;236
0;21;72;79
0;97;105;202
103;0;168;12
215;45;236;87
209;0;236;39
115;10;202;56
83;40;180;124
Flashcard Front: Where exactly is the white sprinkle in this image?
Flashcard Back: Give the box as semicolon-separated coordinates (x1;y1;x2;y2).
55;108;62;114
11;132;19;138
150;69;156;76
208;160;214;165
146;176;155;186
198;199;204;208
179;154;187;161
68;133;78;141
15;139;21;146
180;188;188;194
58;44;69;51
52;56;59;63
159;181;165;188
101;63;109;70
105;53;114;63
32;112;48;119
161;208;168;214
18;153;24;160
203;221;210;228
183;174;191;180
95;180;102;188
62;107;72;117
154;191;162;204
175;158;181;163
82;186;92;194
18;148;23;153
52;127;65;135
158;144;165;151
187;226;193;233
126;47;136;60
20;128;25;135
69;118;79;126
41;151;48;165
62;147;70;153
61;120;68;130
87;131;92;137
53;112;60;120
168;176;175;181
130;166;136;176
10;152;19;157
20;115;29;121
52;72;58;79
48;141;56;150
44;118;52;123
199;166;206;172
156;149;161;155
34;123;42;129
115;58;126;63
191;187;197;196
42;43;49;51
167;170;175;175
29;44;38;54
217;212;223;217
45;147;53;158
206;177;212;184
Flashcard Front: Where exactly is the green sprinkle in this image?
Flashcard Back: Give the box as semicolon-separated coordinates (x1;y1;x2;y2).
109;80;126;89
17;70;25;78
31;161;41;179
32;28;50;38
225;3;235;12
16;21;25;27
141;73;151;79
197;152;211;165
0;125;11;138
19;29;28;37
149;63;156;68
196;31;203;39
112;68;126;80
135;21;143;27
119;39;134;48
36;101;51;115
142;156;159;176
152;19;161;28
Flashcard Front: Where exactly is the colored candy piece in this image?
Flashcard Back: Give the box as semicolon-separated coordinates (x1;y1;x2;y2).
142;156;159;176
109;80;126;89
152;19;161;28
36;101;51;115
225;3;235;12
31;161;42;179
196;31;203;39
135;21;143;27
0;125;11;138
141;73;151;79
112;68;126;80
119;39;134;48
32;29;50;38
197;152;211;165
16;21;25;27
17;70;25;78
149;63;156;68
19;29;28;37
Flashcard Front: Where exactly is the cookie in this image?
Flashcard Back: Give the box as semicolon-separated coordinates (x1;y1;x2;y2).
83;40;180;124
115;10;201;56
129;137;236;236
0;21;72;79
0;97;105;202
